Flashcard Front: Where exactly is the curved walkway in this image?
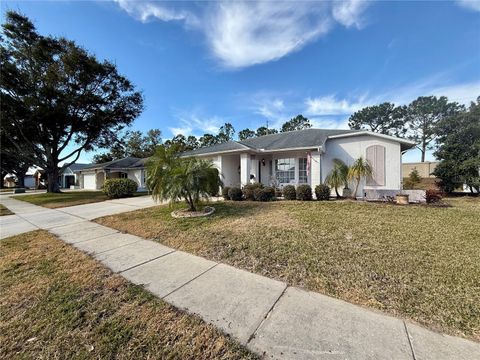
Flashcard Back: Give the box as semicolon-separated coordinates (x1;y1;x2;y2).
1;196;479;359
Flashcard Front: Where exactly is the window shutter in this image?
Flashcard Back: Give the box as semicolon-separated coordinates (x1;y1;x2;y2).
366;145;385;186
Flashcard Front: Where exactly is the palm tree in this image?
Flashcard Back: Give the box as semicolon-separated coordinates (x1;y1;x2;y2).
147;146;222;211
325;159;349;198
347;157;373;200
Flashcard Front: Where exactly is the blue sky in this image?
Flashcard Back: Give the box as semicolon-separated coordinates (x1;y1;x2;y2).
2;0;480;163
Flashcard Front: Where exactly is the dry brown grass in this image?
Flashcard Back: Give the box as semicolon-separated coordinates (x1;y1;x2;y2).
0;230;257;359
0;204;14;216
97;197;480;341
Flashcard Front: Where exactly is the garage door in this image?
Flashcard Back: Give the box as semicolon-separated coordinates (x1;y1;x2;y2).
83;173;96;190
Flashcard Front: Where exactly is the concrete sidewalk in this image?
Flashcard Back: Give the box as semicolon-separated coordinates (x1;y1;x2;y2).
1;197;479;359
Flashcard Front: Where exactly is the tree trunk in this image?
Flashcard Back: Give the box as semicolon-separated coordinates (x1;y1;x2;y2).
353;179;360;200
46;165;61;193
335;186;341;198
421;143;426;162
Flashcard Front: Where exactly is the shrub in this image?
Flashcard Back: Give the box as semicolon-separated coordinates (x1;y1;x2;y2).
296;184;312;201
222;186;231;200
282;185;296;200
425;189;443;204
254;186;275;202
103;178;138;199
228;187;243;201
243;183;263;201
315;184;330;200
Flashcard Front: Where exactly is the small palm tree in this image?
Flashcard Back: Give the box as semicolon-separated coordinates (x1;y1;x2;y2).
147;146;222;211
347;157;373;200
325;158;349;198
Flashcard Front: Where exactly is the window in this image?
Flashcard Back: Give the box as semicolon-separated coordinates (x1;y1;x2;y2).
119;172;128;179
299;158;308;183
366;145;385;186
275;158;295;184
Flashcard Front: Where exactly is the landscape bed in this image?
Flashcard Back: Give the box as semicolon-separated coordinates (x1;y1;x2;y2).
0;230;257;359
13;191;147;209
0;204;14;216
96;197;480;341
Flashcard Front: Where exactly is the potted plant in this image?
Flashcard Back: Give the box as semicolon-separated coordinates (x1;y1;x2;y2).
396;191;409;205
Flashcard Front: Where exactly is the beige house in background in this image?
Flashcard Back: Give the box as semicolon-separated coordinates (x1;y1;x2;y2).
402;162;439;178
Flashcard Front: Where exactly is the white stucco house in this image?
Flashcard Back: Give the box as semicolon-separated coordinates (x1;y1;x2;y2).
58;163;91;189
75;129;415;197
182;128;415;197
75;157;147;190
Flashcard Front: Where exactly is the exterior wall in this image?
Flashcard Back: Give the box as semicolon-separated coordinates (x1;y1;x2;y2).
127;169;144;189
220;154;241;187
322;135;402;197
402;162;438;178
24;176;36;189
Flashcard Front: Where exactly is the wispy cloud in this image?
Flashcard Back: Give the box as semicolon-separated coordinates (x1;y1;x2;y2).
114;0;370;69
332;0;370;29
168;109;226;137
455;0;480;12
114;0;197;26
304;95;370;115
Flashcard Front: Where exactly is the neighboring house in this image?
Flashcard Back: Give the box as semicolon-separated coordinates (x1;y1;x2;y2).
402;161;438;178
59;163;91;189
183;129;415;197
75;157;147;190
3;167;45;189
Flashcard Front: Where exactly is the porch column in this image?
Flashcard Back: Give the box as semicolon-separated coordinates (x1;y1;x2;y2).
240;153;251;187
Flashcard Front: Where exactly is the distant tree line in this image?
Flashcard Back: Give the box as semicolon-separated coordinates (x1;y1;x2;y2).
94;115;312;160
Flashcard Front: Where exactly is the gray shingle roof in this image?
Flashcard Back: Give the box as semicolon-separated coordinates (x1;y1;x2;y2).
80;156;142;171
181;141;250;156
67;163;91;172
238;128;358;151
182;128;360;156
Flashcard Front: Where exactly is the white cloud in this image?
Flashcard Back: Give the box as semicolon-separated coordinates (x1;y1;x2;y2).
204;1;333;68
114;1;370;69
309;117;350;129
332;0;370;29
430;81;480;104
456;0;480;12
169;109;226;137
304;95;370;115
114;0;197;26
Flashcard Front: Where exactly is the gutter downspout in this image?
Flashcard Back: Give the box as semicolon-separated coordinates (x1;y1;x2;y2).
318;147;323;184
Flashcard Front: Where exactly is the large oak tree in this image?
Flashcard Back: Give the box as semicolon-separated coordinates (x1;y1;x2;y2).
1;11;143;192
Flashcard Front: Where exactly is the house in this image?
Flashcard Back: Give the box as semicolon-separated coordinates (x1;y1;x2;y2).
75;129;415;197
182;128;415;197
75;157;147;190
58;163;91;189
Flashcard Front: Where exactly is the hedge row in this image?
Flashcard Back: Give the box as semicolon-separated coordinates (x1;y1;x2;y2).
222;183;332;201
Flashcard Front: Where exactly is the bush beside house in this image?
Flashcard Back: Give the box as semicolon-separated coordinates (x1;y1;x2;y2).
103;178;138;199
283;185;296;200
315;184;331;200
228;187;243;201
296;184;312;201
254;186;275;201
222;186;231;200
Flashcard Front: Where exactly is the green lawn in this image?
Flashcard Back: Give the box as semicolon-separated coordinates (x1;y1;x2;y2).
0;230;257;359
13;191;147;209
96;197;480;341
0;204;14;216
